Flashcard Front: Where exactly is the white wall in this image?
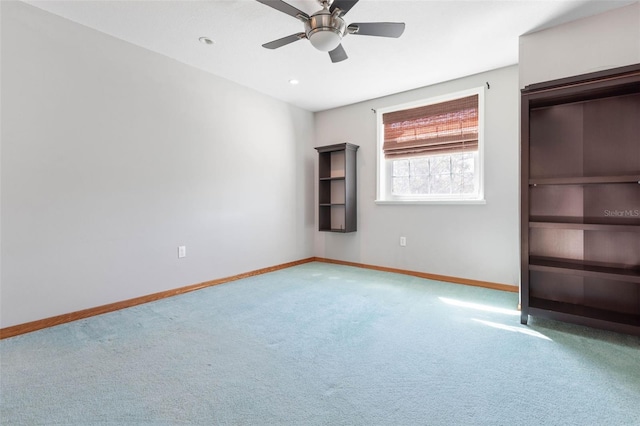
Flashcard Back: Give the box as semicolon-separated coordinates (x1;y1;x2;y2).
519;2;640;87
0;1;315;328
314;66;521;287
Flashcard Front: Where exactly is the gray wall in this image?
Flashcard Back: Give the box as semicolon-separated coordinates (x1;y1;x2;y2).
313;66;521;287
519;2;640;87
0;1;315;328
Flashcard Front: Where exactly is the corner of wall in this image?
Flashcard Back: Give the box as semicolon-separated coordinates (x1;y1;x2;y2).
519;2;640;88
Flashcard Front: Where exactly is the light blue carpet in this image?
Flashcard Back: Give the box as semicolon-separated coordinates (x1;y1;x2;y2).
1;262;639;425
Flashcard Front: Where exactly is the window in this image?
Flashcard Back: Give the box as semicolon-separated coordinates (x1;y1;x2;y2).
376;88;485;204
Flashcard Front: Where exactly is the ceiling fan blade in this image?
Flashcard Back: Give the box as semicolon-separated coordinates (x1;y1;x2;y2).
330;0;359;16
329;44;348;63
348;22;406;38
262;33;306;49
255;0;309;20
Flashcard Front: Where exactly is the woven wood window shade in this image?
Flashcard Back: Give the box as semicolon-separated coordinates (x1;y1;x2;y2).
382;94;479;158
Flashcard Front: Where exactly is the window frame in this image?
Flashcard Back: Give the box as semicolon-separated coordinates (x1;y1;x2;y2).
375;87;486;205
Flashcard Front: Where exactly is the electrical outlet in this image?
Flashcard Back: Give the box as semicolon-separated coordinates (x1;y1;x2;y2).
178;245;186;258
400;236;406;247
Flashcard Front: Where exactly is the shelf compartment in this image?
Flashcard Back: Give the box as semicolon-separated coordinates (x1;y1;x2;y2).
529;183;640;223
530;269;640;314
529;228;584;261
529;298;640;328
318;205;346;232
528;103;584;179
529;257;640;283
583;93;640;176
318;179;346;205
529;92;640;180
318;149;346;180
584;229;640;268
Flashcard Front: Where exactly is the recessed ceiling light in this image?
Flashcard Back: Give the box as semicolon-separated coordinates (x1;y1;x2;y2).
289;79;299;85
199;37;214;45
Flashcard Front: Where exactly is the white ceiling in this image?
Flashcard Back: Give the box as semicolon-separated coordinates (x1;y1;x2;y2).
25;0;636;112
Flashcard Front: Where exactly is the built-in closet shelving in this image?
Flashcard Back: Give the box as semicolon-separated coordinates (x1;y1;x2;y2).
520;64;640;336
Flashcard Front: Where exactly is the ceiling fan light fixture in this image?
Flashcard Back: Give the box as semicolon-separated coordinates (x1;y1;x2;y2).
304;9;346;52
308;30;342;51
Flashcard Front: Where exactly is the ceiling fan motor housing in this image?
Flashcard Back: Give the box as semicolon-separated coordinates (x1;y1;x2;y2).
304;9;346;51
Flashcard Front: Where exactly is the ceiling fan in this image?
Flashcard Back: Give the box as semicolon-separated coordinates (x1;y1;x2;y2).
256;0;405;63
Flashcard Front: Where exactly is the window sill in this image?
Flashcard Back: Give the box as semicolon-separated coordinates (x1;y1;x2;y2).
375;198;486;205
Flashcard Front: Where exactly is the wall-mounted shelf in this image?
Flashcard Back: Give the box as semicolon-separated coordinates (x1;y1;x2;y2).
520;63;640;336
315;143;359;233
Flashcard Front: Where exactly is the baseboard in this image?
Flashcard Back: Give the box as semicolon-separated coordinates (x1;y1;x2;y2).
312;257;518;293
0;258;316;339
1;256;517;339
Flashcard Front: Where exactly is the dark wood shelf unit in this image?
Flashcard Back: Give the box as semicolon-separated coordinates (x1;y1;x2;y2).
315;143;359;233
520;64;640;336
